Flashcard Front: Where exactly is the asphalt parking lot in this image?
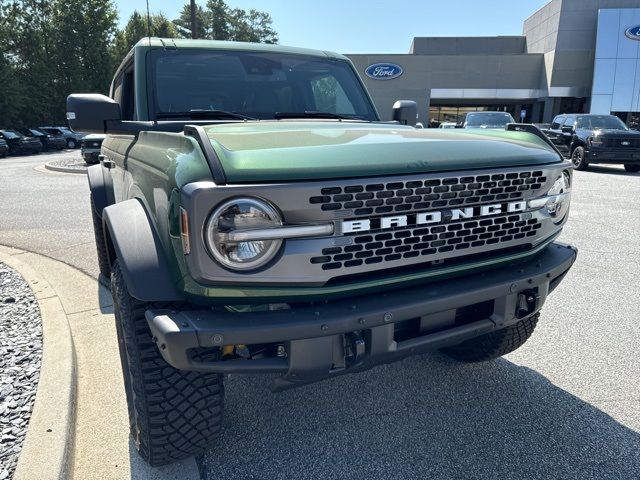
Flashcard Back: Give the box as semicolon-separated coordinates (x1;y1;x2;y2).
0;151;639;479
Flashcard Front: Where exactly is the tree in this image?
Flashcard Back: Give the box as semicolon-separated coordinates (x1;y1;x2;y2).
0;0;117;125
0;2;27;126
227;8;278;44
173;1;278;43
175;3;207;39
111;11;180;67
50;0;118;120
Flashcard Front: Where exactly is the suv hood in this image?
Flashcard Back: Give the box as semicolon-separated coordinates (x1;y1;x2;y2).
203;122;561;183
590;129;640;138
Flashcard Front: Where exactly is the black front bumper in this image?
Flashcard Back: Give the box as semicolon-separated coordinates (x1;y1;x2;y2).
146;242;577;390
586;148;640;163
81;149;100;162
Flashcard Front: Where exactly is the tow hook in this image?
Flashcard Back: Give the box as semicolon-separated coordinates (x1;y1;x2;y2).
517;289;540;318
345;332;366;366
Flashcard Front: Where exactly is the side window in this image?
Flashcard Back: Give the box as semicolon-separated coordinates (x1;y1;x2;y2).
310;75;356;115
112;74;123;105
121;66;136;121
551;116;564;129
563;115;576;128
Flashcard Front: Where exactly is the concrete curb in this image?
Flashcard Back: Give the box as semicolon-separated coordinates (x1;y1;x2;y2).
0;245;201;480
44;162;87;174
0;246;76;480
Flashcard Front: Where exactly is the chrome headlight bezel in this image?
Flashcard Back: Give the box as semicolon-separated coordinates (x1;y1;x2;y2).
528;170;571;224
204;197;283;271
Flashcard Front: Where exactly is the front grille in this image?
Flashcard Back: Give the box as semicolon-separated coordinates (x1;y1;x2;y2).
309;171;547;217
310;213;542;270
602;138;640;148
305;168;554;276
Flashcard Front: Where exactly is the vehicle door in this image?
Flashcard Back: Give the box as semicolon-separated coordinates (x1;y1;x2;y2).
546;115;565;146
558;115;577;155
102;61;137;204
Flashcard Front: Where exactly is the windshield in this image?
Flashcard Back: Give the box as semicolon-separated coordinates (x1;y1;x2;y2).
576;115;629;131
151;49;378;121
465;112;515;128
0;130;21;139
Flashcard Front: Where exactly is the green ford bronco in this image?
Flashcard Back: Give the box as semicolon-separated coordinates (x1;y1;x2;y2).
67;38;576;466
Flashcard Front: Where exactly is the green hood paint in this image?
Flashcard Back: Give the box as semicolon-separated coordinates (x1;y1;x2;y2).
203;122;560;183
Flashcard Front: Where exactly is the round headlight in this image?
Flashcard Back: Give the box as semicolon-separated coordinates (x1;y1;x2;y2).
546;170;571;222
205;198;282;271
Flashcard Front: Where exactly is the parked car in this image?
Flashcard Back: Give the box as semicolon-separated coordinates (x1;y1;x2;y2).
80;133;105;164
0;129;43;155
68;37;576;467
543;114;640;172
39;126;84;148
458;111;516;129
0;138;9;157
19;127;66;151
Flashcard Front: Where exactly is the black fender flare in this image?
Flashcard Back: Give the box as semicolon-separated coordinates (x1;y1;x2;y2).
569;137;587;156
87;164;109;216
102;198;184;302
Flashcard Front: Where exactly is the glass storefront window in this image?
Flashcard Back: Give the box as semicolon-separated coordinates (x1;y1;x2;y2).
427;104;531;127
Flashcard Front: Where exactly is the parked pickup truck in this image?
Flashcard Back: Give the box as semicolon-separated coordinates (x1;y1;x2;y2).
543;113;640;172
67;38;577;467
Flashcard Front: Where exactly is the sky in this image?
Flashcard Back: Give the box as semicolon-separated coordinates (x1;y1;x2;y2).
115;0;551;54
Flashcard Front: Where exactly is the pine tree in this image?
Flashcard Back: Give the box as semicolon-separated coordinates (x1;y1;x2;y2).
173;1;278;43
111;11;180;67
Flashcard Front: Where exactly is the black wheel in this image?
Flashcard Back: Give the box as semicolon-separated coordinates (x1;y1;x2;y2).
67;138;76;149
624;164;640;173
90;194;112;279
571;146;588;170
111;260;224;466
441;313;540;363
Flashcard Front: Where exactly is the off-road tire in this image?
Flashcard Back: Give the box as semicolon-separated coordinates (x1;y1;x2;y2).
624;164;640;173
90;194;111;279
111;260;224;466
571;146;588;170
441;313;540;363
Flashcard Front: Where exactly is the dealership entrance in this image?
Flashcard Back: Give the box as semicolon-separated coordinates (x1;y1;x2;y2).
347;1;640;127
427;102;535;127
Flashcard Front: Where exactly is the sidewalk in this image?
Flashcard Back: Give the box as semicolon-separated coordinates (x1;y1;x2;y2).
0;246;200;480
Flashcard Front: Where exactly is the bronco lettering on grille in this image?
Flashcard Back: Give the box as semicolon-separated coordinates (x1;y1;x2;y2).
342;201;527;234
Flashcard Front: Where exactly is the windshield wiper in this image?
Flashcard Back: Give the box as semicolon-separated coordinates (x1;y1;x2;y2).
274;111;358;120
157;109;256;120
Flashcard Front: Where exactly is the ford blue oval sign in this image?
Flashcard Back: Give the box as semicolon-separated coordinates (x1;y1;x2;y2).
625;25;640;41
365;63;403;80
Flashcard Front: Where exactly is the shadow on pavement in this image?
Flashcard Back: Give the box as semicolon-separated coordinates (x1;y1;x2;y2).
98;281;114;314
203;353;640;480
128;438;200;480
581;165;640;177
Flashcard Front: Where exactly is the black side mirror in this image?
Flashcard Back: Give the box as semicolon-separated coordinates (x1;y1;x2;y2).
392;100;417;126
561;125;574;134
66;94;121;134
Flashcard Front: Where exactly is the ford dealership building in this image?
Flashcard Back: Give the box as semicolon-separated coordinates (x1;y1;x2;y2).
347;0;640;127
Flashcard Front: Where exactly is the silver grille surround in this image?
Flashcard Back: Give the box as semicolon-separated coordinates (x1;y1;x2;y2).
180;162;571;286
